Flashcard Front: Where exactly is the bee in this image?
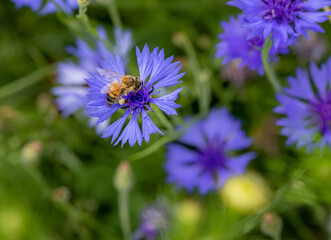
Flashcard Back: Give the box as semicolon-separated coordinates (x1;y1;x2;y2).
98;69;143;106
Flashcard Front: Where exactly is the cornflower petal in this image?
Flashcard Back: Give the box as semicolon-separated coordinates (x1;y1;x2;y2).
227;0;331;49
165;107;255;194
275;57;331;148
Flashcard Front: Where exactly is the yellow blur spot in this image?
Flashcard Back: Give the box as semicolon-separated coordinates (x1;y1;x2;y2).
0;208;25;239
221;173;271;213
177;200;202;226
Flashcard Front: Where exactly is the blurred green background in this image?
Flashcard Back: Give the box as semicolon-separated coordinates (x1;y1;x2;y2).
0;0;331;239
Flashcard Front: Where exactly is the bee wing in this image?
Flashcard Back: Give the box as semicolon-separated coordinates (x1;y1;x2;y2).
97;68;124;83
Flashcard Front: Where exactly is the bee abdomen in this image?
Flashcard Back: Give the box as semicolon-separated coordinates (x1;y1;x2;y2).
106;94;117;106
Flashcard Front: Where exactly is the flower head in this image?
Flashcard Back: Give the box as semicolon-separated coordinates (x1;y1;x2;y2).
216;15;283;75
114;27;133;65
86;44;184;147
227;0;331;49
274;58;331;148
52;27;133;135
10;0;78;15
133;204;169;240
10;0;42;11
164;108;255;194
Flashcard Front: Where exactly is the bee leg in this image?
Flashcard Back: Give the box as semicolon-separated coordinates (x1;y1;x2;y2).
121;105;128;109
119;98;126;105
149;86;154;94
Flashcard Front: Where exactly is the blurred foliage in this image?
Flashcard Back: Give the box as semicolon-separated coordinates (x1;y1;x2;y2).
1;0;331;239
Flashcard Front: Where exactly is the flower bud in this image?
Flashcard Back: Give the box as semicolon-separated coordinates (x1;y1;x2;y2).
221;173;271;213
260;212;283;239
21;141;43;164
113;161;134;192
53;186;71;202
171;32;186;47
77;0;90;7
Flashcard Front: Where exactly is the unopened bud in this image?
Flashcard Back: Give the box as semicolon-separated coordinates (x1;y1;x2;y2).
53;186;71;202
77;0;90;7
260;212;283;239
21;141;43;164
113;161;133;192
172;32;186;47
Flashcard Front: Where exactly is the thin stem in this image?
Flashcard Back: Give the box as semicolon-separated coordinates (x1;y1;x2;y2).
182;34;209;116
107;0;123;29
154;107;175;133
261;36;281;92
0;64;55;101
130;136;175;161
77;5;90;29
118;190;131;240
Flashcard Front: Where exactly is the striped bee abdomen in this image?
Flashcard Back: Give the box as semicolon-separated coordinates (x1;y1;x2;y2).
106;81;122;106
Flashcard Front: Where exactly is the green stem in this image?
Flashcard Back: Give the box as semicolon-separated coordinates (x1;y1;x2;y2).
154;107;175;133
0;64;55;101
182;34;209;116
107;0;123;28
262;36;281;92
119;190;131;240
130;136;175;161
77;5;90;29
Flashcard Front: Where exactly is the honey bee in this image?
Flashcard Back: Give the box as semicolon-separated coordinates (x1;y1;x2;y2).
98;69;143;106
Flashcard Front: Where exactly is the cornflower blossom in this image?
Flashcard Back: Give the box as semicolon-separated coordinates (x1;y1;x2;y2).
227;0;331;49
10;0;78;15
165;108;256;194
132;205;169;240
86;44;184;147
274;58;331;148
113;28;133;65
216;15;282;75
51;27;133;135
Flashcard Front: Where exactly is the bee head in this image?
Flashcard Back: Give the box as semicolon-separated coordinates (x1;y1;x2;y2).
135;77;142;90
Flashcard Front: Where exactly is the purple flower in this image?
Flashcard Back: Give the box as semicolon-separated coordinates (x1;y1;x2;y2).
10;0;42;11
227;0;331;49
10;0;78;14
133;204;169;240
274;58;331;148
114;27;133;65
216;15;282;75
165;108;255;194
86;44;184;147
52;27;133;135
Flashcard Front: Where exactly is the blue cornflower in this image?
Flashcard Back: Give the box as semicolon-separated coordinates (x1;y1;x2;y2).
11;0;42;11
274;58;331;148
164;108;255;194
86;44;185;147
132;204;169;240
10;0;78;14
227;0;331;49
216;14;281;75
52;27;133;135
114;27;133;65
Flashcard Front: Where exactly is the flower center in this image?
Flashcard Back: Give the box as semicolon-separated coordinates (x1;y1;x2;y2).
311;92;331;134
262;0;301;23
198;145;227;173
122;86;153;111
